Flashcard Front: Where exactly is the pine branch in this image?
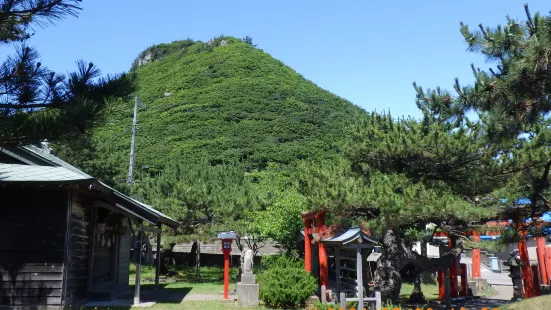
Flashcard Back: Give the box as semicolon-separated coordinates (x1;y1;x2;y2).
0;103;61;109
0;0;81;42
530;157;551;211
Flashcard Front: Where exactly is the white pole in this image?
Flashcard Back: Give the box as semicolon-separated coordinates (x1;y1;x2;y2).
128;96;138;185
375;291;382;310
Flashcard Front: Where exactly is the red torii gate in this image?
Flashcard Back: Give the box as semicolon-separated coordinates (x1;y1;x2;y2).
301;210;329;291
449;218;550;300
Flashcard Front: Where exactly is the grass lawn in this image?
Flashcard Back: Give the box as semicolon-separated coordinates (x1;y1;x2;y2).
79;301;267;310
129;264;239;294
399;282;496;302
79;265;498;310
499;294;551;310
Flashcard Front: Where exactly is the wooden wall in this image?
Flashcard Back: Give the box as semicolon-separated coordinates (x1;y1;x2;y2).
63;189;92;307
117;219;132;285
0;187;68;308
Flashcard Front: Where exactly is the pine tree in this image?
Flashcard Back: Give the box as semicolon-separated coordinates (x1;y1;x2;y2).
130;159;253;242
298;112;504;301
0;1;133;145
414;4;551;221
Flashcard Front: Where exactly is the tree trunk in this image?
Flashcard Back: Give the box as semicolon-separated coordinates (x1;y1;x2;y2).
196;240;201;279
188;241;197;267
375;230;461;303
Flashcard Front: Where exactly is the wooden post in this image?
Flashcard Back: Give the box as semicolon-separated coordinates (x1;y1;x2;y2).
438;269;445;300
444;268;451;310
134;221;143;306
531;265;542;296
155;223;161;290
517;222;535;298
459;263;468;296
356;239;364;310
316;211;329;296
435;231;447;301
302;215;312;273
335;248;341;302
196;240;201;279
449;236;458;298
472;230;481;279
536;236;548;285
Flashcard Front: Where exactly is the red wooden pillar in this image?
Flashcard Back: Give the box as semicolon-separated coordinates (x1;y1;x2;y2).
301;214;312;273
531;265;542;296
438;270;445;301
517;222;535;298
315;211;329;293
221;239;233;300
536;236;548;285
449;236;458;298
545;246;551;285
472;230;481;279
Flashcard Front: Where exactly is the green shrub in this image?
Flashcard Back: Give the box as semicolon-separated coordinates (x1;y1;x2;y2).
258;267;317;308
310;301;358;310
260;254;303;272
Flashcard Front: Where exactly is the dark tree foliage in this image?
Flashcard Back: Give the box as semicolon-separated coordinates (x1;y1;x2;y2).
0;0;133;145
242;36;256;47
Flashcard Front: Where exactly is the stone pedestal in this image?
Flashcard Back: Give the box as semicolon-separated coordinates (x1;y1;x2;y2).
468;280;477;296
541;284;551;295
474;278;487;291
237;273;259;307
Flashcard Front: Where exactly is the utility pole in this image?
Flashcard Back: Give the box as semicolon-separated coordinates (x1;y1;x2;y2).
128;96;138;185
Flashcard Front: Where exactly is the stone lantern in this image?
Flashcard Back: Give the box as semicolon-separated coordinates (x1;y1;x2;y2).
503;250;525;301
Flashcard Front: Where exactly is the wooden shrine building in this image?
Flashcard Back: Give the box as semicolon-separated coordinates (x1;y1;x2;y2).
0;144;179;309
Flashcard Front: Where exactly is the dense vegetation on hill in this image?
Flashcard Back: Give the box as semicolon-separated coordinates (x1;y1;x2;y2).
57;36;366;184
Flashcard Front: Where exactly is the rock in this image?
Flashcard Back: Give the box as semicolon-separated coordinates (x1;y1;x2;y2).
138;52;154;67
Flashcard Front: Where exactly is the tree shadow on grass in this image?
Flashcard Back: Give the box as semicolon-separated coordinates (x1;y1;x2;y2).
124;284;192;304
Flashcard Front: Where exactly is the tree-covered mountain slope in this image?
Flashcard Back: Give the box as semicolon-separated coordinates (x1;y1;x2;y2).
57;36;367;183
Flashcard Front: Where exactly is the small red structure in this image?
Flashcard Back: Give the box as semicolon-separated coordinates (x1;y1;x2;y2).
545;246;551;286
449;236;459;298
516;221;536;298
471;230;481;279
217;231;238;300
531;265;542;296
536;235;548;285
301;210;329;291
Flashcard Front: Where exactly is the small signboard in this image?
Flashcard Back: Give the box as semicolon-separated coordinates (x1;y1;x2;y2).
366;252;382;262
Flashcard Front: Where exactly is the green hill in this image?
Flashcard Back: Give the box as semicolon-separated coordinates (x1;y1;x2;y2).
57;36;366;183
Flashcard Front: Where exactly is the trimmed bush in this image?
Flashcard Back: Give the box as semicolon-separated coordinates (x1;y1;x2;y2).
260;254;303;271
258;267;317;308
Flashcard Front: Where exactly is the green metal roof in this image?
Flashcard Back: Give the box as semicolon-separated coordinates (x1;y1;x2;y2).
0;163;92;182
0;144;179;229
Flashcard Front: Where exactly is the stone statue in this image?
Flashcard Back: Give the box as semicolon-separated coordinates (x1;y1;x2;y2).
243;249;254;274
237;248;259;306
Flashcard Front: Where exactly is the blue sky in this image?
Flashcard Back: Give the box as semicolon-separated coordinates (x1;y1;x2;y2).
17;0;550;118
